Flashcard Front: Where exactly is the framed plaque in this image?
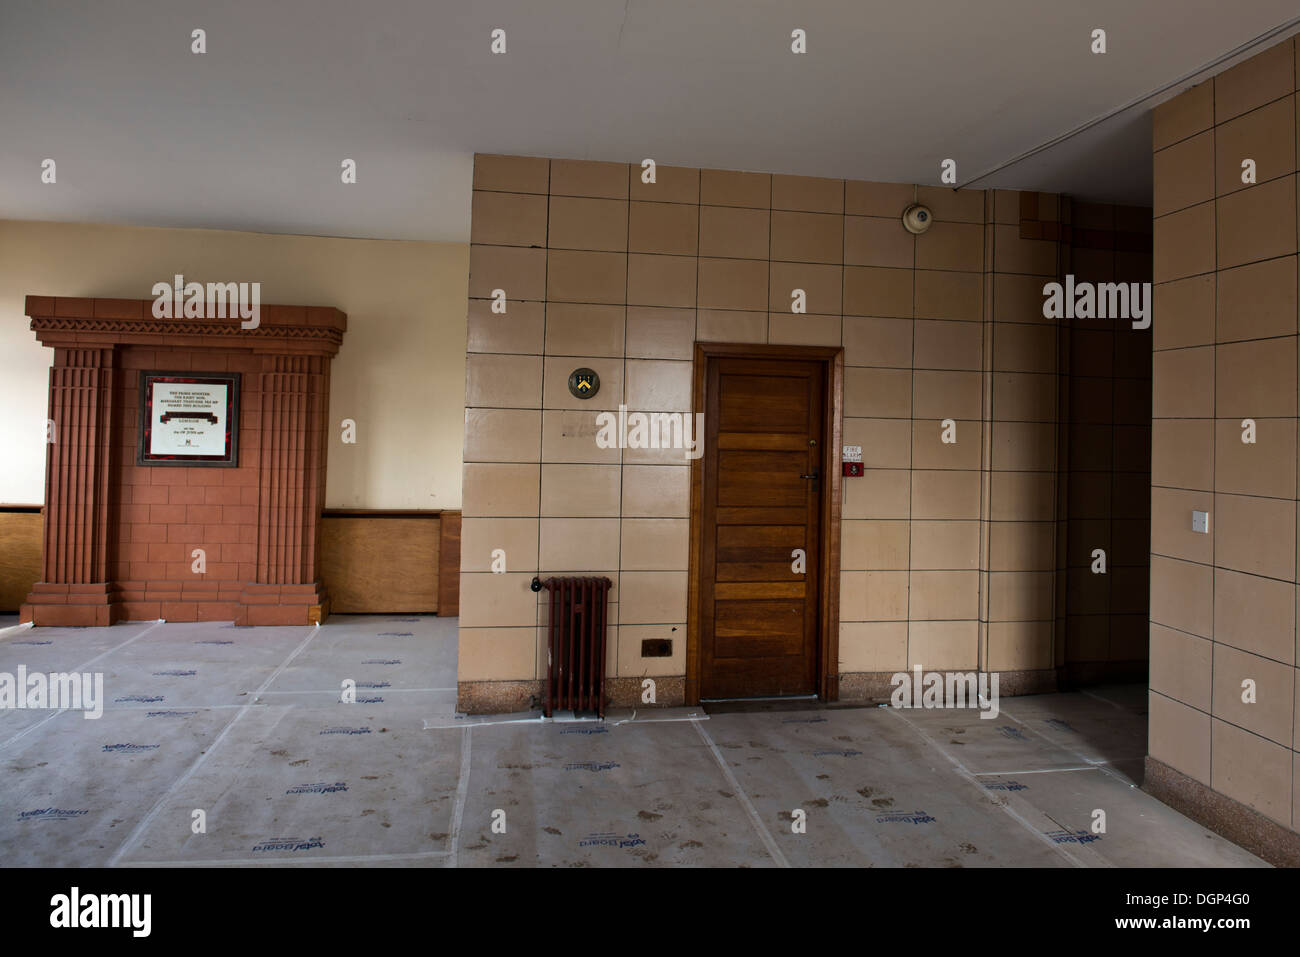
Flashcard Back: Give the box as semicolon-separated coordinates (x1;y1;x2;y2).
137;371;240;467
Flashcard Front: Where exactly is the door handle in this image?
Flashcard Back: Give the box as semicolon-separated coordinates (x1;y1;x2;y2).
800;470;819;491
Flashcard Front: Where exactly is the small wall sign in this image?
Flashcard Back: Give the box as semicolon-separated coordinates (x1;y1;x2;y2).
568;368;600;399
138;370;240;467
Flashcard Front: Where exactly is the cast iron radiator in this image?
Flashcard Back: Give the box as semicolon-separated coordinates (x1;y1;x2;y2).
534;576;613;718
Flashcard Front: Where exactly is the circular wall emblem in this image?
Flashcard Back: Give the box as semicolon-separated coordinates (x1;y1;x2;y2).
568;368;600;399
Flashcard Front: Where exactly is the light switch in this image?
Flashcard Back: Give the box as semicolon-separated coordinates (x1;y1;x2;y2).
1191;510;1209;534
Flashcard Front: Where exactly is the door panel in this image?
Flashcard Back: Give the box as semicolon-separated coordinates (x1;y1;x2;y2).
700;356;824;699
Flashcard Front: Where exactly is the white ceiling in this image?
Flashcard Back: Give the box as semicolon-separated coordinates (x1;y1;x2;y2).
2;0;1298;242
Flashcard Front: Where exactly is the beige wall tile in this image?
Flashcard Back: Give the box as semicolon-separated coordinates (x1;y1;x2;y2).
842;519;910;570
910;521;979;570
550;159;629;199
909;570;978;619
1216;255;1297;343
629;201;699;256
993;323;1056;373
915;221;983;272
471;190;549;246
697;257;768;311
914;269;982;321
1215;337;1297;418
991;472;1055;521
544;303;626;357
548;195;628;251
1151;486;1214;563
772;174;843;213
769;262;844;317
627;253;697;307
913;318;982;370
845;417;911;469
992;372;1056;422
460;518;539;573
459;572;539;627
989;521;1054;571
541;410;622;463
464;408;541;462
1153;132;1214;216
845;180;914;218
1151;419;1214;491
469;244;548;300
1215;97;1297;197
911;470;980;520
1149;623;1211;711
1214;416;1296;498
993;273;1053;324
1150;555;1214;637
843;316;913;368
546;249;627;304
1211;718;1294;825
844;265;913;318
991;422;1056;472
459;626;538;680
988;620;1053;671
465;353;542;409
770;210;843;264
843;469;910;519
845;367;912;418
1214;567;1296;663
616;624;687;677
468;299;546;355
862;570;909;620
699;169;770;208
461;463;541;517
1152;346;1214;417
992;224;1056;275
697;309;767;343
844;216;914;269
839;621;908;672
539;518;621;570
1149;691;1211;784
620;518;689;571
913;370;981;419
473;153;549;194
1214;492;1296;580
1153;202;1215;283
619;571;688;623
1214;40;1295;123
907;620;978;670
629;165;699;203
912;418;981;470
916;185;985;224
1216;174;1297;270
698;205;770;259
622;465;690;517
988;571;1054;622
625;359;692;412
541;464;622;517
626;306;695;359
768;314;842;346
1153;82;1213;151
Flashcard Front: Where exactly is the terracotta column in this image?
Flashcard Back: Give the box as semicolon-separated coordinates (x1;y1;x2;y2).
24;346;118;625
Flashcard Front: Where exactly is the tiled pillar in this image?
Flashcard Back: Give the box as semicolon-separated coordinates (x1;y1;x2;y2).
23;346;118;626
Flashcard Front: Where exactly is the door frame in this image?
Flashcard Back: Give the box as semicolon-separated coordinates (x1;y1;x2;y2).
685;342;844;705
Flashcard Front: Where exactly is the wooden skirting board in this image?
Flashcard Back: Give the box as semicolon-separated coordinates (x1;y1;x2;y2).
0;508;43;612
1;508;462;617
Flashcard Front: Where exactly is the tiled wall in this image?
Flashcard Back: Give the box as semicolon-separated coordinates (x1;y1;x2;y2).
460;153;1097;712
1058;200;1154;682
1149;36;1300;833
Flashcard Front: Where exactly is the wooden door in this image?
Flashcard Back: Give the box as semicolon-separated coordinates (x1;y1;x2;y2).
698;356;825;698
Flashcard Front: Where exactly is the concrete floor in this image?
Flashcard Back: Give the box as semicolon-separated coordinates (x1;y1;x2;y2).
0;614;1267;868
